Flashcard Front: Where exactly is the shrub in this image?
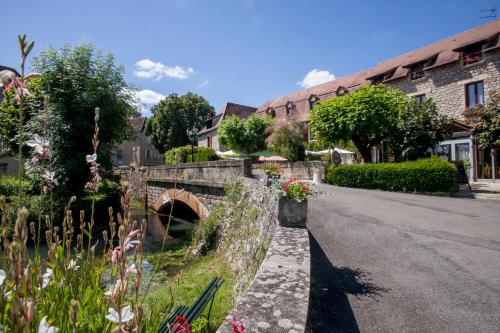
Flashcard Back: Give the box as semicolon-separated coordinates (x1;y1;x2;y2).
326;157;457;193
0;176;32;197
165;146;219;164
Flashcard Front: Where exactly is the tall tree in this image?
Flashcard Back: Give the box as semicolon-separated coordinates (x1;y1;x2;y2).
30;44;135;194
309;84;405;162
468;91;500;150
218;114;273;153
145;92;215;153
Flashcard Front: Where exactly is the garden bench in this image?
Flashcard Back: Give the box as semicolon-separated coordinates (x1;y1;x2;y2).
158;277;224;333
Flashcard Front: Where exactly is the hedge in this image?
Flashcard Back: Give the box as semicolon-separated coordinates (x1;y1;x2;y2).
326;157;457;193
165;146;219;165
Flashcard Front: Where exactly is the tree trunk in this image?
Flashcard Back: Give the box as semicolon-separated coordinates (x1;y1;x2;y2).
352;137;372;163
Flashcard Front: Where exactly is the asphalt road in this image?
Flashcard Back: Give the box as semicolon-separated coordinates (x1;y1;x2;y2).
306;185;500;333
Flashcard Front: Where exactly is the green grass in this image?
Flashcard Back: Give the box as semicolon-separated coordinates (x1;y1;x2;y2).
143;250;236;332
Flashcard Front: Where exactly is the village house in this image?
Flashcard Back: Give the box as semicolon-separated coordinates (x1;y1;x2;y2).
254;19;500;182
113;116;163;167
197;102;257;152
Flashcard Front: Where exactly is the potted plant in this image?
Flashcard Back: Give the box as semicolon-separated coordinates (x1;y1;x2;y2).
272;177;317;227
263;163;283;186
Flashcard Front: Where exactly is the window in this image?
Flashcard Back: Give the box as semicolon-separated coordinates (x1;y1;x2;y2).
414;94;426;105
207;136;212;148
115;148;123;161
145;149;151;159
409;62;425;80
266;107;276;118
465;81;484;111
308;126;316;141
309;95;318;109
286;101;294;116
336;87;348;96
463;44;483;65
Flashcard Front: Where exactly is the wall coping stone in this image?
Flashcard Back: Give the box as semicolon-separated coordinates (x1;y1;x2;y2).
148;159;249;170
147;178;228;188
217;226;310;333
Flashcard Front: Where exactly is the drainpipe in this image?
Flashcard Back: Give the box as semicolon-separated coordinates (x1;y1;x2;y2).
492;149;496;183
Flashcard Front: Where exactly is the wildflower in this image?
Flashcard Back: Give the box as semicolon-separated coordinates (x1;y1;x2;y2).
0;269;6;286
25;299;34;322
0;69;16;87
85;154;97;163
126;263;137;275
26;134;48;155
105;305;134;323
38;316;58;333
67;259;79;271
226;316;245;333
41;268;53;288
104;280;122;300
43;170;58;186
170;315;192;333
4;75;32;103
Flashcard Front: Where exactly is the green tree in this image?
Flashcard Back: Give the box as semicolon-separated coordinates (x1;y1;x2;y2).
145;92;215;153
470;91;500;150
271;119;306;162
218;114;273;153
389;98;453;161
309;84;406;162
30;44;135;194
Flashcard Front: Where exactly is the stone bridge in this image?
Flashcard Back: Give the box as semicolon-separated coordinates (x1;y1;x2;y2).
114;159;252;220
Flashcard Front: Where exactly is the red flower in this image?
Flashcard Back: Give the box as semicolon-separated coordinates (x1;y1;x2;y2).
226;317;245;333
170;315;192;333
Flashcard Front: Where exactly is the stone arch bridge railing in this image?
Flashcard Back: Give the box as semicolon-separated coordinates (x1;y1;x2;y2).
113;159;253;217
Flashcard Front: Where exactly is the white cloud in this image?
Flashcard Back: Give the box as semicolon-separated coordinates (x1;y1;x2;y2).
130;89;165;116
297;69;335;88
197;80;209;88
133;59;195;81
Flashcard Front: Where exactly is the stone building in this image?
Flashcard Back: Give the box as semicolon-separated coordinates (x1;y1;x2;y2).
197;102;257;152
113;117;163;167
255;19;500;181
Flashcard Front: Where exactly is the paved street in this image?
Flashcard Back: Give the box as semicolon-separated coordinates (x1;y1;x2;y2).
306;185;500;333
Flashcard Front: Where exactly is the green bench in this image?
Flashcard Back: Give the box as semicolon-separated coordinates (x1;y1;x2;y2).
158;277;224;333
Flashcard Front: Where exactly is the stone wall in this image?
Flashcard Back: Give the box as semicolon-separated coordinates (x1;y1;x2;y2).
251;161;326;181
387;49;500;120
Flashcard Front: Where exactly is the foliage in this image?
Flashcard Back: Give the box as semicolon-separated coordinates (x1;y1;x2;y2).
326;157;457;193
309;84;406;162
28;44;135;195
218;114;273;153
269;177;317;202
263;163;283;177
145;93;215;153
467;91;500;150
165;146;219;165
270;120;306;162
0;176;32;197
389;98;453;161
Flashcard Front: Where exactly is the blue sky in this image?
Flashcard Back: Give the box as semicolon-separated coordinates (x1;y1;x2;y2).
1;0;497;115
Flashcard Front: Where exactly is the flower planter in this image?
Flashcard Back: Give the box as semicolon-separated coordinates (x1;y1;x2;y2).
278;197;307;228
264;174;278;187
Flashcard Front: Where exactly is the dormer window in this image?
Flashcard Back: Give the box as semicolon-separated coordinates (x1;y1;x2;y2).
463;43;483;65
266;107;276;118
286;101;294;116
336;87;348;96
409;62;425;80
309;95;319;109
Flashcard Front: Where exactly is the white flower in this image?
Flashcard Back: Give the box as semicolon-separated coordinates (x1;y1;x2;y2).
38;316;58;333
105;305;134;323
104;280;122;297
0;269;6;286
0;70;16;87
126;264;137;275
42;268;53;288
43;170;58;186
85;154;97;163
67;259;79;271
26;134;48;155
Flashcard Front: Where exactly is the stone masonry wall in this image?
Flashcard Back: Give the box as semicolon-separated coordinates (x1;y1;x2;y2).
387;49;500;120
251;161;326;181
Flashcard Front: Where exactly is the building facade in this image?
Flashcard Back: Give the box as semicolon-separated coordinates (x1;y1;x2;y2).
255;19;500;181
198;102;257;152
113;117;163;167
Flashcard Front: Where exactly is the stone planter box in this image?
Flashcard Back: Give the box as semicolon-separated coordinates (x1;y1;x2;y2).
278;197;307;228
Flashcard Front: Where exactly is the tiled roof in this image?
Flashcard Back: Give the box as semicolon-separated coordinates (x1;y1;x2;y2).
197;102;257;135
130;117;146;132
256;19;500;114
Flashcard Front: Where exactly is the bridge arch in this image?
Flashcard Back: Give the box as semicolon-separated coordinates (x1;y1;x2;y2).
153;188;209;220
